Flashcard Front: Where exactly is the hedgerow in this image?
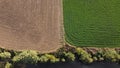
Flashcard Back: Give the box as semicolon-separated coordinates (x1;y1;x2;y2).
0;47;119;65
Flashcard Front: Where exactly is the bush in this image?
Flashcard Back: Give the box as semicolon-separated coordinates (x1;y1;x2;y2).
0;52;11;60
93;57;98;61
75;48;93;63
75;48;85;55
61;58;66;62
5;62;13;68
103;49;120;62
99;57;104;61
12;50;39;64
94;50;104;61
39;54;59;63
63;52;75;61
80;53;93;63
0;62;5;68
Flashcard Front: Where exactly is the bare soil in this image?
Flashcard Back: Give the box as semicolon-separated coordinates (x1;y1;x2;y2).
0;0;63;53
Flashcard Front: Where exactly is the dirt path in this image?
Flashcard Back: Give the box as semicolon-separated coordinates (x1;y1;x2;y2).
0;0;63;53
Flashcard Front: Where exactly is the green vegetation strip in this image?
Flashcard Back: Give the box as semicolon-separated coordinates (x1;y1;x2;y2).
0;46;120;67
63;0;120;47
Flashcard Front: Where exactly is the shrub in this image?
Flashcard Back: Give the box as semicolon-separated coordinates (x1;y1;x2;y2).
75;48;85;55
39;54;59;63
63;52;75;61
61;58;66;62
0;62;5;68
75;48;93;63
99;57;104;61
93;56;98;61
0;52;11;60
87;58;94;63
95;50;103;57
80;53;93;63
39;55;49;63
12;50;39;64
94;50;104;61
5;62;13;68
103;49;120;62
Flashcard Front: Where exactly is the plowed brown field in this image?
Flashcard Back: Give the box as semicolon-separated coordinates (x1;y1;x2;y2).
0;0;63;53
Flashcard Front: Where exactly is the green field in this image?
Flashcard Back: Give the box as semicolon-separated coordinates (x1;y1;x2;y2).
63;0;120;47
